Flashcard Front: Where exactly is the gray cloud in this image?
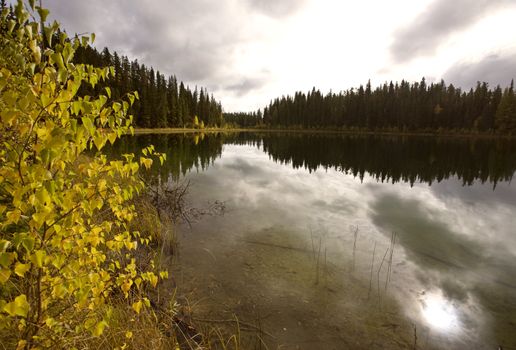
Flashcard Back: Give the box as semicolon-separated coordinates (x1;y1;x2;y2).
46;1;242;82
224;76;269;96
390;0;512;63
44;0;296;98
443;53;516;89
370;193;484;271
244;0;307;18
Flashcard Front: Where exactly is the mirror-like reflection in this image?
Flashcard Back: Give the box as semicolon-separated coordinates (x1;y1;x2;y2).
112;132;516;349
111;132;516;186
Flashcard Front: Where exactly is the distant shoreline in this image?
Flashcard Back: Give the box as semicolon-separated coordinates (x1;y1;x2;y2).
132;127;515;139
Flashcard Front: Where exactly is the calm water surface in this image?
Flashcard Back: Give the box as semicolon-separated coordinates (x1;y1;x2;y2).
117;133;516;349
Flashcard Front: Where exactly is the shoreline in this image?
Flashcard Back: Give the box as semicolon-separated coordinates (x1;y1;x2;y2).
132;127;515;139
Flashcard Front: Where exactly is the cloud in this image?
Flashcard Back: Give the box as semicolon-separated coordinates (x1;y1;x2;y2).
46;1;241;81
389;0;512;63
223;75;269;96
43;0;295;99
443;53;516;89
369;193;484;271
244;0;307;18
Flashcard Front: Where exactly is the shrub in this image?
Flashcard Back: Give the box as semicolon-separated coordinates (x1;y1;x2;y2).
0;1;165;348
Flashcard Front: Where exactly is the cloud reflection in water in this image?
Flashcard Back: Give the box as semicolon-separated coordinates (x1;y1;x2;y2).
171;139;515;349
420;292;460;332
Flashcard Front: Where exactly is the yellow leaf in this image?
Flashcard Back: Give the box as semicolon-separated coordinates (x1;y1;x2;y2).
0;240;9;252
32;211;48;228
108;132;117;145
98;179;107;192
132;301;142;314
45;317;57;328
121;279;132;295
72;101;81;115
6;210;21;225
35;187;51;205
125;331;133;339
52;284;67;298
93;320;108;336
139;157;152;170
16;340;27;350
3;294;30;318
0;269;11;283
30;250;46;268
93;135;106;150
149;274;158;288
14;263;31;277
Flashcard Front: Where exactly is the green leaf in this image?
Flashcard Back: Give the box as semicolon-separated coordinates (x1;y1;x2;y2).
81;36;89;47
21;236;35;253
0;110;18;124
44;26;54;47
0;253;13;268
82;116;95;136
51;53;65;70
37;7;49;22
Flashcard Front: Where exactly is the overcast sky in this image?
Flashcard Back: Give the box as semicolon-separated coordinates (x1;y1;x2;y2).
43;0;516;112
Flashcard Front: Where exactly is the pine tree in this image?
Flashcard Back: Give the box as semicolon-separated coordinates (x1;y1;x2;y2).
495;80;516;133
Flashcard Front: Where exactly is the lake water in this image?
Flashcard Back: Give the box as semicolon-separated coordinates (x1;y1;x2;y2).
115;132;516;349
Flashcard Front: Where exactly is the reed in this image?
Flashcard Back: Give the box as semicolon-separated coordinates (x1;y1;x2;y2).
377;247;390;306
368;241;377;300
385;232;397;291
351;225;359;272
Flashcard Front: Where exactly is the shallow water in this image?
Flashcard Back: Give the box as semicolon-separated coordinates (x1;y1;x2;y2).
116;133;516;349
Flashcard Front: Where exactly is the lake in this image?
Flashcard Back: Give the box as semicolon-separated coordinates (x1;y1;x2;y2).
114;132;516;349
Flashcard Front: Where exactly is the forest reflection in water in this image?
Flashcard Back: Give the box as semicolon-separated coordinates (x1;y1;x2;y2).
110;132;516;349
113;132;516;187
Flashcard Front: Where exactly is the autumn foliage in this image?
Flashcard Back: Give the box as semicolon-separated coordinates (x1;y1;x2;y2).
0;1;166;348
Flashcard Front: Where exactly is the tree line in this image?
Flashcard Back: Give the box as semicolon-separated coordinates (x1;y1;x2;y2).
74;46;223;128
223;111;263;127
231;79;516;134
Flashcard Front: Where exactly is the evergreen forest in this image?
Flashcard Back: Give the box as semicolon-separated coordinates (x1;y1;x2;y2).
74;46;223;128
226;79;516;133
